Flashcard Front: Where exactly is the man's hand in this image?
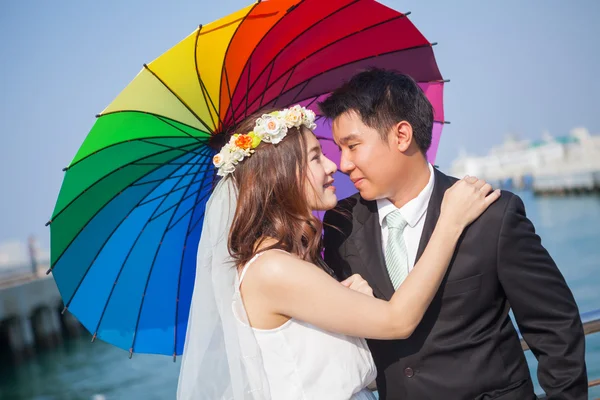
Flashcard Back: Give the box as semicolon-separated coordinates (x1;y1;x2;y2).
341;274;374;297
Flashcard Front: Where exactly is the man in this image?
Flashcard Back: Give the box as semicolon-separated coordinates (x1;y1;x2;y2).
320;68;587;399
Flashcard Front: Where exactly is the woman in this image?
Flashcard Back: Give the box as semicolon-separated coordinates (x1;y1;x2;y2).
177;105;500;400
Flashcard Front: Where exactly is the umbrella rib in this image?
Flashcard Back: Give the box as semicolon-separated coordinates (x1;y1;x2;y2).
245;58;252;119
193;26;224;130
49;143;205;270
199;77;224;129
229;0;336;118
185;207;208;238
91;155;207;343
143;64;215;134
137;154;214;209
167;162;218;234
65;136;207;172
131;156;213;189
96;111;211;141
148;173;216;223
237;12;423;116
139;138;209;158
273;65;296;107
130;169;210;187
225;0;311;119
259;43;437;112
182;190;212;236
290;78;311;105
134;161;212;166
165;177;215;232
259;61;277;109
154;115;212;147
303;94;321;109
57;152;201;311
66;109;212;171
173;171;216;360
155;177;212;222
224;66;236;127
129;155;212;356
231;0;360;117
218;2;260;129
133;150;212;168
51;141;204;226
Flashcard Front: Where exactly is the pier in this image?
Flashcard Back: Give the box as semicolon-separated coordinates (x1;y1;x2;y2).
0;263;81;363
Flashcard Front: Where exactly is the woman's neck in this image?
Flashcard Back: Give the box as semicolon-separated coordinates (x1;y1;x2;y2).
254;236;280;253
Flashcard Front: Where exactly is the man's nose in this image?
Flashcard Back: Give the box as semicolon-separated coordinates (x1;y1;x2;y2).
339;153;355;174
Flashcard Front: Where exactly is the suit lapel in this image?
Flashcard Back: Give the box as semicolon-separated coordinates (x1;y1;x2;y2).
350;168;455;299
352;198;395;300
415;168;454;263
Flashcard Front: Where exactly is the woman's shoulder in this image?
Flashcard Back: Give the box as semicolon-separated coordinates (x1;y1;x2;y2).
244;250;302;283
243;250;324;291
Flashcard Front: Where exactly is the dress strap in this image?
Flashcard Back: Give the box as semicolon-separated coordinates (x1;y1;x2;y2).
238;252;264;286
238;249;289;287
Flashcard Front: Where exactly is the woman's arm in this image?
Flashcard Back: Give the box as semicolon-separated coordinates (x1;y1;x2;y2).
244;177;500;339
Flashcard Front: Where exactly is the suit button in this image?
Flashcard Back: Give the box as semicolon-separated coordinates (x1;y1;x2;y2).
404;367;414;378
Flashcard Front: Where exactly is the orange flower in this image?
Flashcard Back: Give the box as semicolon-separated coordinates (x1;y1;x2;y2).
212;154;223;166
234;134;253;150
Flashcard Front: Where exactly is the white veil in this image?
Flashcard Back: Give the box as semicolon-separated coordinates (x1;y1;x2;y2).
177;177;271;400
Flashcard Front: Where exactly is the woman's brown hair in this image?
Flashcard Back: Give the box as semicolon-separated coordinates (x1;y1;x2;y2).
227;111;323;269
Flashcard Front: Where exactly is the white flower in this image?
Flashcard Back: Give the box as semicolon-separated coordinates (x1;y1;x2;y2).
277;109;290;128
218;162;236;176
222;145;233;158
231;148;246;163
302;108;317;130
213;153;225;168
263;115;284;135
284;106;303;128
268;129;287;144
258;114;286;143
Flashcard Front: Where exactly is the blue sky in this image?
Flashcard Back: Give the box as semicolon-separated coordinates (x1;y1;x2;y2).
1;0;599;249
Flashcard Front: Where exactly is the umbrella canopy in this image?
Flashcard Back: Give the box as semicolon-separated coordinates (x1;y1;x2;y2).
49;0;445;357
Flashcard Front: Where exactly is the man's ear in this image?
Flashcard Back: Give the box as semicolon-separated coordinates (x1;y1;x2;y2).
393;121;413;152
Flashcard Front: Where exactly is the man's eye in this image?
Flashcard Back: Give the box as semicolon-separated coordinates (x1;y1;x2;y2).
348;144;358;150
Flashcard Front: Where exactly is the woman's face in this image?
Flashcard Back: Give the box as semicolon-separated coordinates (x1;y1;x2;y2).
303;132;338;211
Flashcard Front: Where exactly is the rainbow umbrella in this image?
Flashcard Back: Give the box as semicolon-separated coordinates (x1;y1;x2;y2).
48;0;445;358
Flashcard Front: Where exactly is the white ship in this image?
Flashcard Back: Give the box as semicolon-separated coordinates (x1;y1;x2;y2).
450;127;600;194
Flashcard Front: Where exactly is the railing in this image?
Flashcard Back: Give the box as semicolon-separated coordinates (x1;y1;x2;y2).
0;261;49;288
521;309;600;398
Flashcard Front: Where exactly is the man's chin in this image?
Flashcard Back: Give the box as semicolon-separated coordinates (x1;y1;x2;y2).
357;189;376;201
357;187;386;202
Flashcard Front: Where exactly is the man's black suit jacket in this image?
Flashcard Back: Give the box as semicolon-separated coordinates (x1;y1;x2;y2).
323;168;587;400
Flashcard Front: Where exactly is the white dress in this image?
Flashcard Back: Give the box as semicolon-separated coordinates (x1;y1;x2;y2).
233;252;377;400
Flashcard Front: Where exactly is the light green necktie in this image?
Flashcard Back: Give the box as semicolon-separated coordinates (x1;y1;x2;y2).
385;209;409;290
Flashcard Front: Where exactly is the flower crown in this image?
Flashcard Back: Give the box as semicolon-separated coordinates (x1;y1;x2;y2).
213;105;317;177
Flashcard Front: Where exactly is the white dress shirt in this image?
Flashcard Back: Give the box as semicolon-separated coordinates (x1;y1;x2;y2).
376;163;435;271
